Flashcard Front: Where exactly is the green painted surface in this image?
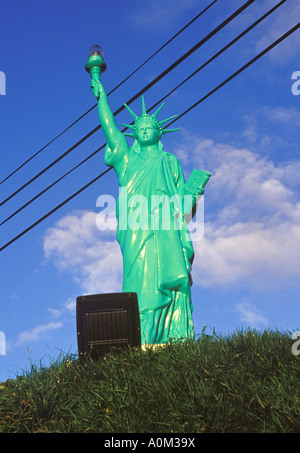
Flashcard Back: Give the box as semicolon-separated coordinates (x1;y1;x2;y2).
87;49;210;344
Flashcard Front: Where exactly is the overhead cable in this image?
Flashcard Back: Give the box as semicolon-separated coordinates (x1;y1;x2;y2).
0;0;288;227
0;0;254;207
1;21;298;252
0;0;218;187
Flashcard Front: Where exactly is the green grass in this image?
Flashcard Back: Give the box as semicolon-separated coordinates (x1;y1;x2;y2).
0;329;299;433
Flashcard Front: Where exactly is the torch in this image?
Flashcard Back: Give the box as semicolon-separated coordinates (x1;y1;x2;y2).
85;44;107;98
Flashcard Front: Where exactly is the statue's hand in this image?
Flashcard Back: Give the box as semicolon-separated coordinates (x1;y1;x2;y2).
90;78;102;100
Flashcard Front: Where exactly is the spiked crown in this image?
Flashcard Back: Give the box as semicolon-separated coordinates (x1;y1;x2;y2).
119;96;180;139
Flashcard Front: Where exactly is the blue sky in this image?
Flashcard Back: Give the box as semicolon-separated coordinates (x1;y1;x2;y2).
0;0;299;382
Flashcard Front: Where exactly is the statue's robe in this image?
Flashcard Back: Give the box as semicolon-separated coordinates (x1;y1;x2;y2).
105;134;194;344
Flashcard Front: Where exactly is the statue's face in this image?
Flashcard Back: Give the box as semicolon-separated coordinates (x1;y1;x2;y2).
136;120;160;147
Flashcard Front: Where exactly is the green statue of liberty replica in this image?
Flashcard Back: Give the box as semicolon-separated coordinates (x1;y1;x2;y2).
86;46;211;345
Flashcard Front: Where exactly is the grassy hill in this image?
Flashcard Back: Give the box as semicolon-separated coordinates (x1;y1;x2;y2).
0;329;299;433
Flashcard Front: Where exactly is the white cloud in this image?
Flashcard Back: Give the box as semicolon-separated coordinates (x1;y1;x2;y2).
44;210;122;295
193;219;300;289
233;0;300;65
64;297;76;314
128;0;198;32
43;135;300;296
235;302;268;327
240;107;300;159
263;106;300;127
47;308;62;318
253;0;300;64
16;321;62;346
48;297;77;319
176;133;300;290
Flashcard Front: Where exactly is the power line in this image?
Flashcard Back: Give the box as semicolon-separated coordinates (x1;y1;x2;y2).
0;168;112;253
0;0;254;207
0;0;218;187
0;104;97;187
1;21;298;252
0;0;247;205
167;23;300;128
0;0;288;227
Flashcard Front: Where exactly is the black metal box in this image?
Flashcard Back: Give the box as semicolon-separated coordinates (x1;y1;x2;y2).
76;292;141;359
